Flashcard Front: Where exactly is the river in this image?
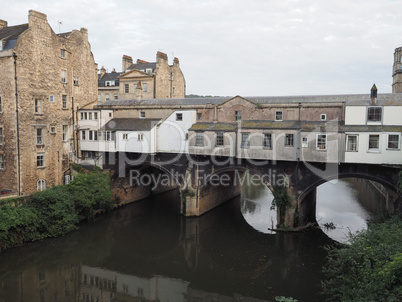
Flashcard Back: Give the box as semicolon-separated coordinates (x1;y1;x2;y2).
0;178;386;302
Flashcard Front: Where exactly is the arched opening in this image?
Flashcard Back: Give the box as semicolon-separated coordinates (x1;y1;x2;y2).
301;175;398;242
112;161;181;214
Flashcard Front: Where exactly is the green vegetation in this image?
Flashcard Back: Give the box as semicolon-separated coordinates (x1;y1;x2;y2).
0;169;114;252
270;185;291;227
322;215;402;302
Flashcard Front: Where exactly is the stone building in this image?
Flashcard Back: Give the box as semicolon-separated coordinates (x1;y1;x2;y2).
0;10;98;195
392;46;402;93
97;51;186;103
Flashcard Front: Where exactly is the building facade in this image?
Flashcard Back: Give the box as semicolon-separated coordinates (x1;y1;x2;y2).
97;51;186;103
0;10;98;195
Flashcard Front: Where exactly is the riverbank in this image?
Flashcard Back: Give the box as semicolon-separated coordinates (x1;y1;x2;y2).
0;168;114;252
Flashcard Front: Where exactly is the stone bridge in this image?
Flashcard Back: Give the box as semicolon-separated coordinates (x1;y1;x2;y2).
106;152;402;229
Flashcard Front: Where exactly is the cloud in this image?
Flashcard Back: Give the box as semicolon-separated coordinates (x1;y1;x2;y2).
1;0;402;96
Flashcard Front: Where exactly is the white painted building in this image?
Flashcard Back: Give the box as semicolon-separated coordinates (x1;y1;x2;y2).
344;95;402;165
157;110;197;154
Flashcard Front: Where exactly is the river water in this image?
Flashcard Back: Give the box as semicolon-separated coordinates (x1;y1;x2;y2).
0;178;386;302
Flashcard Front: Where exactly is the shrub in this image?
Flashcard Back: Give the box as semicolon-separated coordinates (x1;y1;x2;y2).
322;215;402;302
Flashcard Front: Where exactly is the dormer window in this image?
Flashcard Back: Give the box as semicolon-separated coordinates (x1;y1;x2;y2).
146;68;152;74
0;40;3;51
367;107;382;122
105;81;115;86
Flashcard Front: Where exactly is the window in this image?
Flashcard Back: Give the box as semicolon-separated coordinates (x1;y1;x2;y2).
37;179;46;191
37;153;45;167
346;135;358;152
0;154;3;169
49;95;54;103
123;133;128;140
105;81;115;86
195;132;204;146
74;77;79;85
140;111;145;118
320;114;327;121
60;49;66;58
109;112;112;118
105;94;110;101
143;83;148;92
125;84;129;93
275;111;283;121
137;133;143;141
89;130;93;141
35;98;42;114
387;134;400;149
105;131;115;141
146;68;152;74
114;94;118;99
88;112;92;120
216;132;224;146
62;125;68;141
64;175;70;185
98;94;101;102
37;128;43;145
241;132;250;149
81;130;86;140
62;95;67;109
197;113;202;121
176;113;183;121
368;134;380;150
61;70;67;83
50;126;55;134
0;128;3;144
263;133;272;149
93;130;98;141
235;111;242;121
94;112;98;120
316;134;327;150
367;107;382;122
285;134;294;146
302;137;308;148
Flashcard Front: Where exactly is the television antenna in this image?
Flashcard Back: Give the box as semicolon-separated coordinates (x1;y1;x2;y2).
58;20;63;33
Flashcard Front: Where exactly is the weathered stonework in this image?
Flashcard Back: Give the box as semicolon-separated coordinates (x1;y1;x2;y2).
0;10;97;195
392;46;402;93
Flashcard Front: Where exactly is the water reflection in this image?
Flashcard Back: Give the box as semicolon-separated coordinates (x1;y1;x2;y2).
240;176;387;243
0;190;333;302
317;178;387;242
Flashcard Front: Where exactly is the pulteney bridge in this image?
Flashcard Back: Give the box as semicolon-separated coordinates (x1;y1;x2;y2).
105;152;402;229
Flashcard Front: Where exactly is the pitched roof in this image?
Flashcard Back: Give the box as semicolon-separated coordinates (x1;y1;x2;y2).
98;72;122;87
0;24;28;50
102;118;161;131
127;62;156;72
97;93;402;109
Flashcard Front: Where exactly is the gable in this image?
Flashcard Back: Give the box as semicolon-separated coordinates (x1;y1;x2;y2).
119;69;153;79
219;96;257;109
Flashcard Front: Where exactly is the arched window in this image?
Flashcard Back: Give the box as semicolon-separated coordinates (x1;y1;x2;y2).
37;179;46;191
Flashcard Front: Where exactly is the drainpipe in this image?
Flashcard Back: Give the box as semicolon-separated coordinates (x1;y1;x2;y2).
13;52;21;196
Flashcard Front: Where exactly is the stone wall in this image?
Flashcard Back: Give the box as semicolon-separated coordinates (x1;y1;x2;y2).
0;10;97;195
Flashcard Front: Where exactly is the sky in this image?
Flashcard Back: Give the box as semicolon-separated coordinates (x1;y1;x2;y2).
2;0;402;97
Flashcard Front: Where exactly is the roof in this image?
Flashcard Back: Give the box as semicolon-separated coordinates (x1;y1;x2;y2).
98;72;122;87
0;23;28;50
57;32;72;38
127;62;156;72
97;93;402;109
102;118;161;131
189;123;238;132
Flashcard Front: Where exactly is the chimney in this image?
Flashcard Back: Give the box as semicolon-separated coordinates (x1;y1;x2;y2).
173;57;179;65
0;19;7;29
99;66;106;78
136;81;143;100
122;55;133;73
156;51;168;63
28;10;47;28
112;68;116;73
80;28;88;42
370;84;378;105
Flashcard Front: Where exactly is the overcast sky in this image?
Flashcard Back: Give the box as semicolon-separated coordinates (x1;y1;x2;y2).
2;0;402;97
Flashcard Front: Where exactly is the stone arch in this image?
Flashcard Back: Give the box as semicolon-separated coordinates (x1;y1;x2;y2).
297;172;401;227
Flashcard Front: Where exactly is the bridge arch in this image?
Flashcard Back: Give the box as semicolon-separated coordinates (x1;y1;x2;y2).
297;172;402;227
